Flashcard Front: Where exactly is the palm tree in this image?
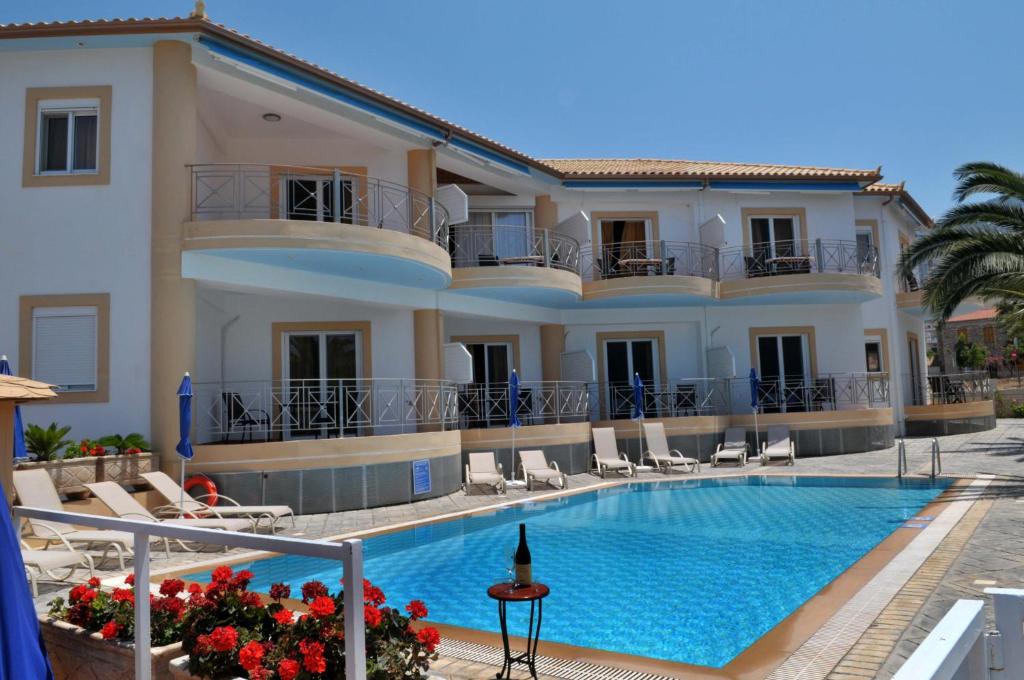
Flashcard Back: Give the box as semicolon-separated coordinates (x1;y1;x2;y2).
898;162;1024;319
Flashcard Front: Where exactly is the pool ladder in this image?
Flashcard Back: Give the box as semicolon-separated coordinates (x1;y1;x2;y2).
897;437;942;480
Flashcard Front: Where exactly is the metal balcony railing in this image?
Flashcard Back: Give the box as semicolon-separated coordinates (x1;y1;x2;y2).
457;381;590;428
580;240;719;282
589;379;731;420
188;163;450;247
904;371;992;406
193;378;458;442
448;225;580;274
719;239;879;281
726;372;890;414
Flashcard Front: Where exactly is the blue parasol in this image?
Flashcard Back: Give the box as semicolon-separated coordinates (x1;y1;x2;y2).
631;373;645;464
749;368;761;456
508;370;521;482
0;357;27;460
175;373;194;513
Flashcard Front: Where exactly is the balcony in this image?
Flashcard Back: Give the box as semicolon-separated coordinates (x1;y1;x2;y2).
903;371;995;435
456;381;590;428
580;241;718;306
718;239;882;303
590;379;730;421
182;164;452;290
896;275;926;314
447;225;582;306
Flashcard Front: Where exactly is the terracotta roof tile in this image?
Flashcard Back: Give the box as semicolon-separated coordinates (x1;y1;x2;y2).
541;158;881;181
857;181;932;227
947;308;998;323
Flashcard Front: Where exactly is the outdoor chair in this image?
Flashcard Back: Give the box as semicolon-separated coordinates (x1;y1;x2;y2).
222;392;270;442
674;384;699;416
590;427;636;478
141;472;295;533
712;427;748;467
761;425;796;465
464;452;506;495
517;449;566;491
21;541;94;597
643;421;700;474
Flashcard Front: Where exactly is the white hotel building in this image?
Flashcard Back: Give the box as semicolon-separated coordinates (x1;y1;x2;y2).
0;13;995;512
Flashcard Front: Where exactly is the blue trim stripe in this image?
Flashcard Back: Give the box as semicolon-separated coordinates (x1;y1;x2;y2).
709;181;865;191
562;180;704;189
198;36;531;175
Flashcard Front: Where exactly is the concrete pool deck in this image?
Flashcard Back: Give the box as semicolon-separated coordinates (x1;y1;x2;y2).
29;419;1024;679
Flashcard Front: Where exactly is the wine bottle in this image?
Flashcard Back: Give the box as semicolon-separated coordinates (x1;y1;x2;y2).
514;523;532;586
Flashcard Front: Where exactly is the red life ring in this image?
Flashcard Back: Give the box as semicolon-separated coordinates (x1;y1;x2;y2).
184;475;218;507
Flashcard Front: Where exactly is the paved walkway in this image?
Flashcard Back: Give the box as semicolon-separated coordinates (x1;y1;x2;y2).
28;420;1024;679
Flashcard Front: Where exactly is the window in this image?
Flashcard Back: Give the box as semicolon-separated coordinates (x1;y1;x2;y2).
983;325;996;347
464;210;534;261
38;106;98;174
865;341;883;372
20;294;109;403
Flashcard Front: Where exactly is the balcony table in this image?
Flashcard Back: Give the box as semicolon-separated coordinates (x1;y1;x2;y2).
487;582;550;679
499;255;545;265
767;255;815;274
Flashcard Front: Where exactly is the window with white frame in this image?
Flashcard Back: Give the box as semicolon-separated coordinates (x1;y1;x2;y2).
32;306;98;392
37;100;100;175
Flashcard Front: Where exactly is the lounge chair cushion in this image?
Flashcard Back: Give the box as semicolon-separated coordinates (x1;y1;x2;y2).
468;472;503;485
21;549;87;571
162;517;254;532
596;457;630;469
202;505;292;519
526;468;563;481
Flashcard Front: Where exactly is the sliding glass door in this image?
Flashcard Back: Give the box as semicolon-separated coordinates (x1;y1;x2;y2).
464;342;512;427
283;331;361;438
756;334;810;412
604;338;658;418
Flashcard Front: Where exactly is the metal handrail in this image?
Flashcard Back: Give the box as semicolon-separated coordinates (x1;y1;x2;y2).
728;372;891;414
904;371;992;406
448;225;581;274
188;163;449;246
719;239;880;281
580;240;719;282
457;381;590;428
589;379;731;420
931;437;942;479
897;438;908;478
193;378;459;442
14;506;366;680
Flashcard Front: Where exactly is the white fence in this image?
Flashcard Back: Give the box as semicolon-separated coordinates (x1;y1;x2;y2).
15;507;366;680
893;589;1024;680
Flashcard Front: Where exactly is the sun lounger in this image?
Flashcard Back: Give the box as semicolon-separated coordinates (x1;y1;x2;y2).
761;425;796;465
643;421;700;474
517;449;566;491
591;427;636;478
21;541;93;597
141;472;294;533
464;452;506;495
14;468;152;566
712;427;748;467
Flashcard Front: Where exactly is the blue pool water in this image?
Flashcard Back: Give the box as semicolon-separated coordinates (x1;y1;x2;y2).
190;476;950;667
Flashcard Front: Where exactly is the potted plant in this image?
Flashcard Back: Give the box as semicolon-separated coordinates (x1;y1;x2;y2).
23;422;73;461
43;575;186;680
99;433;155;486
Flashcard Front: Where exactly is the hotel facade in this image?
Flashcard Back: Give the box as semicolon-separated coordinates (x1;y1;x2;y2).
0;14;995;512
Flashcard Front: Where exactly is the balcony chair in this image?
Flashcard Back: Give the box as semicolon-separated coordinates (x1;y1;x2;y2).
811;377;836;411
463;452;506;495
761;426;796;465
674;384;699;416
222;391;270;443
515;388;534;426
517;450;566;491
712;427;748;467
643;421;700;474
591;427;636;478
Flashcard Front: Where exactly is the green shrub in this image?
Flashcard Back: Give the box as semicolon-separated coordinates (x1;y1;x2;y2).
23;422;73;461
97;433;150;455
1012;403;1024;418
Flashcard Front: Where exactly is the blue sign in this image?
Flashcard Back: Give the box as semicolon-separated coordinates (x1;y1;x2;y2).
412;459;432;495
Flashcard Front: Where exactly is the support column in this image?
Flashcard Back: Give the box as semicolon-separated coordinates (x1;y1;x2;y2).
407;149;437;197
414;309;445;431
540;324;565;382
151;41;197;467
534;194;559;229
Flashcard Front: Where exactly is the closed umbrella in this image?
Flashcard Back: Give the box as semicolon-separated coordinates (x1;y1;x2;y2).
0;357;27;460
749;368;761;454
631;373;645;465
176;373;194;513
508;370;521;482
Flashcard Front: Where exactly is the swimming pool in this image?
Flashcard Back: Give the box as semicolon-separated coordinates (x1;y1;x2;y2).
188;476;950;668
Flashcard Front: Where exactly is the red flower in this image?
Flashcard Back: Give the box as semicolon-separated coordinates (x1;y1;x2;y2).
364;605;382;628
277;659;300;680
240;591;263;608
300;580;328;604
159;578;185;597
309;595;335;619
194;634;212;655
232;569;254;588
87;577;101;588
124;574;135;586
363;579;385;606
238;641;265;671
299;639;326;674
112;588;134;604
273;608;294;626
100;621;122;640
209;625;238;653
269;582;290;601
405;599;428;620
79;589;98;604
69;584;89;602
417;626;441;653
211;565;233;583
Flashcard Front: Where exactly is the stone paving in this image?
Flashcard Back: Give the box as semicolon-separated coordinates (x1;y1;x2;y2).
27;420;1024;678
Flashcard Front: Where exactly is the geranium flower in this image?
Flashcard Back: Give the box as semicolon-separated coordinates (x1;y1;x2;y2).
88;577;101;588
417;626;441;653
240;591;263;608
277;659;300;680
79;589;98;604
231;569;254;588
211;565;233;583
298;639;326;674
364;605;382;628
209;625;238;653
112;588;134;604
159;578;185;597
300;580;328;604
69;584;89;602
100;621;122;640
309;595;335;619
269;582;290;601
273;608;294;626
405;600;428;620
124;574;135;586
238;641;265;671
363;579;386;606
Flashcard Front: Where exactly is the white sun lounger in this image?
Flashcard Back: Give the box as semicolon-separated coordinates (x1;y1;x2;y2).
712;427;748;467
517;449;566;491
21;541;94;597
14;468;150;567
591;427;635;478
643;421;700;474
141;472;294;533
761;425;796;465
464;452;506;495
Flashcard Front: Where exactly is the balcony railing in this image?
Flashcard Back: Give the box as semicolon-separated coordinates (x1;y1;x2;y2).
728;372;891;414
448;225;580;274
580;240;719;282
719;239;879;281
590;379;731;420
193;379;458;442
904;371;992;406
188;163;449;247
457;381;590;428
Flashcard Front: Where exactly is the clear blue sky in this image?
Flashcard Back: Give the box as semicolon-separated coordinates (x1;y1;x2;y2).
7;0;1023;217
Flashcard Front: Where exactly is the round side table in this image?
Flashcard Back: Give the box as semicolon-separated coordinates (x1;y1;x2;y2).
486;582;550;679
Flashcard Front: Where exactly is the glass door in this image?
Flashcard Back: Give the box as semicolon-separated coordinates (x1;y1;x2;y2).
604;338;658;418
599;219;650;278
465;342;512;427
756;334;810;412
283;331;360;439
283;176;354;222
908;334;922;404
493;211;532;260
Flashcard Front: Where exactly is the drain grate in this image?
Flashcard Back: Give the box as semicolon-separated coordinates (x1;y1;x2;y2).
437;638;676;680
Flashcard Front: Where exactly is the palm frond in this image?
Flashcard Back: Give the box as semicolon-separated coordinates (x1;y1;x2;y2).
952;162;1024;203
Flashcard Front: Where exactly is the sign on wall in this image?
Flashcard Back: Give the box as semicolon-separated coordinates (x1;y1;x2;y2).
412;459;432;496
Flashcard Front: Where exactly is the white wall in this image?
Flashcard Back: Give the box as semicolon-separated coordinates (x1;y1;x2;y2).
444;317;542;380
0;47;154;440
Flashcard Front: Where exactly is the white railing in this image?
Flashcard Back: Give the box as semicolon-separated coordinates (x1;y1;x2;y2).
15;507;366;680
